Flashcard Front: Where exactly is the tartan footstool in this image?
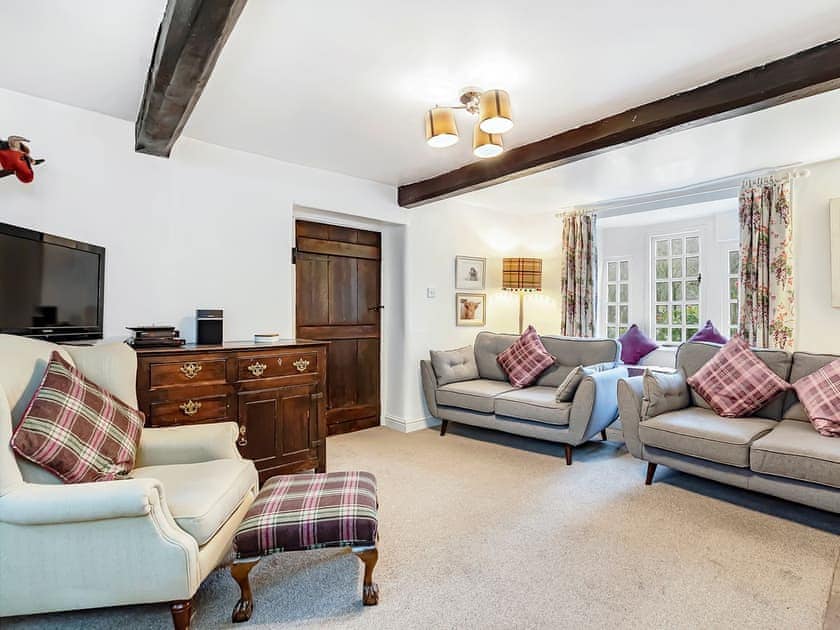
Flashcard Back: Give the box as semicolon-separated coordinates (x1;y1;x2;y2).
230;471;379;623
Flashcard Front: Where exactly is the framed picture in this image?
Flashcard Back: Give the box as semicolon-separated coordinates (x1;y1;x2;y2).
456;292;486;327
831;198;840;308
455;256;486;290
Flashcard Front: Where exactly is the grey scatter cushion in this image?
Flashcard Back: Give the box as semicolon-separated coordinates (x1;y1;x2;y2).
555;363;613;402
641;369;690;419
430;346;479;386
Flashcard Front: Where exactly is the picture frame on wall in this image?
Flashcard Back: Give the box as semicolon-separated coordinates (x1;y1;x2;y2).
831;198;840;308
456;292;486;327
455;256;486;290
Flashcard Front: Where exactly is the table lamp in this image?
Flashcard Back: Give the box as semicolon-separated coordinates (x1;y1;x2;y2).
502;257;543;333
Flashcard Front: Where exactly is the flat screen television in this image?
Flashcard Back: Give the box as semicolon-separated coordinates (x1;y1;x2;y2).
0;222;105;342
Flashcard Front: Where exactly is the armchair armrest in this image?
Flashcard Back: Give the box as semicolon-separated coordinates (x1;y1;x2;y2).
136;422;242;467
420;360;440;418
568;366;628;444
0;477;165;525
617;376;645;459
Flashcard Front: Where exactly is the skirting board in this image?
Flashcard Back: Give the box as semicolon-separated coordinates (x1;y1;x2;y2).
383;415;440;433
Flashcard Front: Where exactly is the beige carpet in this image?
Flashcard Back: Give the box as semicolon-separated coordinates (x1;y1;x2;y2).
5;425;839;630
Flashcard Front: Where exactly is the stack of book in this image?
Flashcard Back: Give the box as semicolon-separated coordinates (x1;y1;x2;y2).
127;326;185;348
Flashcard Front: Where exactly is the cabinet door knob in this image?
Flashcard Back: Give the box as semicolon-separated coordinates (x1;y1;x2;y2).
237;424;248;447
247;361;267;377
180;362;202;379
293;358;310;372
179;400;202;416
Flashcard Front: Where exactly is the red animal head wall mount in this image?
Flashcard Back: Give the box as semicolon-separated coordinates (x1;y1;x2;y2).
0;136;45;184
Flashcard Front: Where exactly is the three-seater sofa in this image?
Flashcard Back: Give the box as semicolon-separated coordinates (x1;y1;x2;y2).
421;331;628;464
618;341;839;513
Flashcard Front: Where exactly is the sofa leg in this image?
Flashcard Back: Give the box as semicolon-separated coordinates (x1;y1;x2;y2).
353;546;380;605
645;462;658;485
231;559;260;623
564;444;573;466
439;420;448;436
600;429;608;441
170;599;193;630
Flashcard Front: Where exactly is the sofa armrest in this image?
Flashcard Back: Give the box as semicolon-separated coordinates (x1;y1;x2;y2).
568;366;628;444
135;422;242;467
420;360;440;418
617;376;645;459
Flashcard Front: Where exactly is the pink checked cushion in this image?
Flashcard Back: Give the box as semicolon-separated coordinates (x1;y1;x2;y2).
792;359;840;437
496;325;555;388
686;336;790;418
10;351;144;483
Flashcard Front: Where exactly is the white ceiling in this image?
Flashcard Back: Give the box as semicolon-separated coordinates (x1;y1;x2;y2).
2;1;840;187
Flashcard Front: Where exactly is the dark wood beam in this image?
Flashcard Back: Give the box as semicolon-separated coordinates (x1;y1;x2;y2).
135;0;248;157
398;38;840;208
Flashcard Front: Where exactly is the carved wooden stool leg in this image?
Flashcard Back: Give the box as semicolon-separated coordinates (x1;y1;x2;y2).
353;547;379;605
170;599;192;630
231;559;260;623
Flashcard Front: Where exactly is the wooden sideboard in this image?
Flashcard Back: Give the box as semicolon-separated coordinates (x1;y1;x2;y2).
135;340;328;482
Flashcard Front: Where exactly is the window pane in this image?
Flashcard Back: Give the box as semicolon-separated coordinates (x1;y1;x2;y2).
686;280;700;300
730;302;738;325
686;236;699;254
656;260;668;279
656;282;668;302
656;240;670;257
671;305;683;324
729;277;738;300
686;256;699;277
686;327;699;339
671;281;683;301
619;283;629;302
671;258;683;278
730;326;738;337
608;284;617;302
655;305;668;324
608;262;617;281
607;305;616;324
729;250;739;275
671;238;683;256
607;326;617;339
619;261;629;281
656;328;668;342
685;303;699;325
619;305;629;324
671;328;683;342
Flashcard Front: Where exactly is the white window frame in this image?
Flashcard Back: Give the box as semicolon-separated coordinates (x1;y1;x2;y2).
725;248;740;337
603;257;631;339
650;231;702;345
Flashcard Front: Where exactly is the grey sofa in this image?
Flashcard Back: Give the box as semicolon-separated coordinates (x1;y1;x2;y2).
421;332;628;464
618;341;840;513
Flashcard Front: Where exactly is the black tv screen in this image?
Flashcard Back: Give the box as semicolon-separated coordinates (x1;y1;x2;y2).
0;223;105;341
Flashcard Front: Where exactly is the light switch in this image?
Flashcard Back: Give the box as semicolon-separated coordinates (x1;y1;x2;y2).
426;287;436;298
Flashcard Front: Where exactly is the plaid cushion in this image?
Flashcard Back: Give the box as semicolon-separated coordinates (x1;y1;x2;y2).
234;471;378;558
792;359;840;437
496;325;555;388
686;336;790;418
10;351;144;483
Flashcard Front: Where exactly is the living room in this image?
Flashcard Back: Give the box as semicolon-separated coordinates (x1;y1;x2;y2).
1;2;839;629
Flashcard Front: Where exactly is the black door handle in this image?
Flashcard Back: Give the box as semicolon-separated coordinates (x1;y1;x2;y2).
368;305;385;312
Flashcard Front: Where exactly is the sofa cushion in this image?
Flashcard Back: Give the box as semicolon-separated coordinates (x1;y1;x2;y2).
639;408;776;467
686;337;790;418
641;369;690;419
618;324;659;364
784;353;840;423
436;379;516;413
555;363;612;402
751;419;840;488
496;326;556;388
688;320;728;344
430;346;479;386
133;458;256;545
495;387;572;426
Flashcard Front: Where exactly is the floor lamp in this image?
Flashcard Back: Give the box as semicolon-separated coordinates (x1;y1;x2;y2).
502;257;543;333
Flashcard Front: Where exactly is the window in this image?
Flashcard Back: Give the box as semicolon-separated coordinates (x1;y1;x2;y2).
726;249;739;337
605;259;630;338
652;233;701;343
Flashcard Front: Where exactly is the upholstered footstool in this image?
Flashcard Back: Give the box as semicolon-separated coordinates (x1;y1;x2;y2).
230;471;380;623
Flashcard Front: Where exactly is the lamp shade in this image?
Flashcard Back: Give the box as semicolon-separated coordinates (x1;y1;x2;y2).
473;123;503;158
425;107;459;148
502;257;542;291
479;89;513;134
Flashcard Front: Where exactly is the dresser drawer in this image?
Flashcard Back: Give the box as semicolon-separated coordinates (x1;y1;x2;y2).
149;358;227;389
148;392;233;426
237;351;319;381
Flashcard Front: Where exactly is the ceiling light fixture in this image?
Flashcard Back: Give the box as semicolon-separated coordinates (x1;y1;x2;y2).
424;87;513;159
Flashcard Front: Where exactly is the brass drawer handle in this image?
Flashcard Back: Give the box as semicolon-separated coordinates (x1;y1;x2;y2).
180;362;202;379
237;425;248;447
293;358;310;372
179;400;202;416
277;357;283;367
247;361;267;377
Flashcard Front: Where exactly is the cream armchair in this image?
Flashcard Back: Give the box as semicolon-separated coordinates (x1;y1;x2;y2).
0;335;258;630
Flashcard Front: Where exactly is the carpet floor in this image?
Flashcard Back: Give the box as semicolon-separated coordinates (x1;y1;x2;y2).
5;425;839;630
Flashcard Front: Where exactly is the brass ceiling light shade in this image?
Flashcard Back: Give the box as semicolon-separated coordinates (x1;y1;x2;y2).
478;89;513;134
425;107;459;148
472;124;503;159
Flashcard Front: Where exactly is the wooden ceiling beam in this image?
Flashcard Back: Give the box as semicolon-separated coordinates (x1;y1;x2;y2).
135;0;248;157
398;38;840;208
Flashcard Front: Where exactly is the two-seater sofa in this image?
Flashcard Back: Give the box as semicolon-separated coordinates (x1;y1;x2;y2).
618;341;839;513
421;332;628;464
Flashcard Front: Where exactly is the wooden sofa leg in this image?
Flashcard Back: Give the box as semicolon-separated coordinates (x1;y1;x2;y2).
231;559;260;623
439;420;448;436
354;547;380;605
564;444;573;466
170;599;193;630
600;429;608;441
645;462;658;485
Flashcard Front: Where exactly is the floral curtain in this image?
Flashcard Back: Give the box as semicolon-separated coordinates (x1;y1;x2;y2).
559;211;596;336
738;178;795;350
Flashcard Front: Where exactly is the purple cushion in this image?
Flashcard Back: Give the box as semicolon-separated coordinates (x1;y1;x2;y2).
689;320;728;344
618;325;659;365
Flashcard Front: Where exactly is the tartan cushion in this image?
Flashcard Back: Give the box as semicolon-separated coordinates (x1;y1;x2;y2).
496;325;555;388
10;351;144;483
792;359;840;437
686;336;790;418
234;471;378;558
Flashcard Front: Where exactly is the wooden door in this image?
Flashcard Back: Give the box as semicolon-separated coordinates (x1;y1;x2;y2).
295;220;381;435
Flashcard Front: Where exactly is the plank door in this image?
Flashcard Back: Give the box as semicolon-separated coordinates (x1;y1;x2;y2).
295;220;381;435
